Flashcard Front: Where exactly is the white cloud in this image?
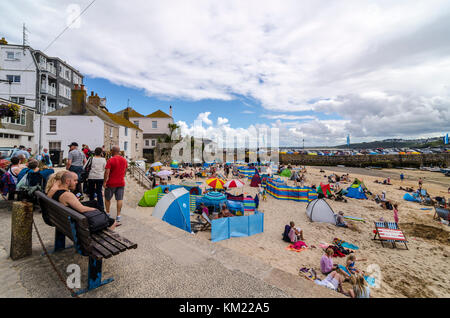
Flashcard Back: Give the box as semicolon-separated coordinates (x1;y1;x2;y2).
3;0;450;144
217;117;229;125
261;114;316;121
197;112;213;126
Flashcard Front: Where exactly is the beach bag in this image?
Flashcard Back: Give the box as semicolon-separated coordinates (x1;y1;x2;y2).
83;209;111;233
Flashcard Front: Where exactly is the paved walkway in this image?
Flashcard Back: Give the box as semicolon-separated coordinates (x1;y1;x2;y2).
0;200;339;298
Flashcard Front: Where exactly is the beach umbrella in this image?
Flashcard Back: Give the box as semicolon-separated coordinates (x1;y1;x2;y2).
224;179;245;189
206;177;226;189
151;162;163;167
156;170;173;178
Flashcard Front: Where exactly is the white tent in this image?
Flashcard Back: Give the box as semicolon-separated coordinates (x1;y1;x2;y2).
305;199;336;224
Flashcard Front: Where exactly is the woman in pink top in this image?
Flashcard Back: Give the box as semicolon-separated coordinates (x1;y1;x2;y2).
320;248;337;275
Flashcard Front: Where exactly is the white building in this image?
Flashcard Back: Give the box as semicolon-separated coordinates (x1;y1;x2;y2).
0;37;83;153
114;106;175;159
41;87;143;163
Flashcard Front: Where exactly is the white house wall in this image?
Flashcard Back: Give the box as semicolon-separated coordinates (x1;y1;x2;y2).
0;46;36;109
118;126;132;159
41;115;104;158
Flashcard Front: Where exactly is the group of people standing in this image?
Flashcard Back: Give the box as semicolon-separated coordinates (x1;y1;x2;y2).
64;143;127;225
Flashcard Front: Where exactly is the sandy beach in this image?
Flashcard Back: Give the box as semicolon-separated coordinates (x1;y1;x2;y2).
126;166;450;298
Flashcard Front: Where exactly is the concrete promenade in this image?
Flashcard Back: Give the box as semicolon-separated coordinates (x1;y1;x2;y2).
0;201;339;298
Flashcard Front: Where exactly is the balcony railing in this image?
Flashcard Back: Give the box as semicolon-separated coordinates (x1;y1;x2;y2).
40;84;56;96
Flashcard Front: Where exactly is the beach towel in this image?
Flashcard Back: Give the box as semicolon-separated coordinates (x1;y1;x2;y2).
286;241;308;252
343;216;365;223
420;208;432;210
341;242;359;250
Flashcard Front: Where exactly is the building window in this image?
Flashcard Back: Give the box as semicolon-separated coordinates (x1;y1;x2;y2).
6;75;21;83
145;140;149;146
136;130;138;138
10;97;25;104
49;119;57;132
125;127;128;136
136;143;138;150
6;52;15;59
28;136;32;142
133;121;139;127
110;127;113;137
151;139;156;147
152;121;157;129
2;109;26;125
124;141;128;151
49;141;61;150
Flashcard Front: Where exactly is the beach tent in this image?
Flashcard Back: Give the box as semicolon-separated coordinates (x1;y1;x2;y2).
403;193;421;203
280;169;292;178
317;183;333;198
345;186;368;199
305;199;337;224
152;188;191;233
138;187;162;207
250;173;261;187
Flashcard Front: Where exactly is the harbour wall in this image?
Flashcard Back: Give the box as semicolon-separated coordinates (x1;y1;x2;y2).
279;153;450;168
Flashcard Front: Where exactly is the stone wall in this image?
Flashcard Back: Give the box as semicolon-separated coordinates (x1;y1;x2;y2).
279;153;450;168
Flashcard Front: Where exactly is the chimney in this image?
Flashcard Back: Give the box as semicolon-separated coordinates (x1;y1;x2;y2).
87;91;101;108
71;85;87;115
170;105;173;117
123;109;129;121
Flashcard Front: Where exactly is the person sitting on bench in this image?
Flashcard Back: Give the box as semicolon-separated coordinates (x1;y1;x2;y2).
47;171;116;229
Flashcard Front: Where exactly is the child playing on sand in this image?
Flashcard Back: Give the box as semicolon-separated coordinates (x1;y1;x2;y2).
393;204;399;224
262;188;267;201
346;255;359;276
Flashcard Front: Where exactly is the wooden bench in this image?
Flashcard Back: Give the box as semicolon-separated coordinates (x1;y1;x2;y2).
34;191;137;296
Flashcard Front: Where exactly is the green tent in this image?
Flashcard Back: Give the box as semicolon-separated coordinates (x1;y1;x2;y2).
350;178;367;190
138;187;162;207
280;169;292;177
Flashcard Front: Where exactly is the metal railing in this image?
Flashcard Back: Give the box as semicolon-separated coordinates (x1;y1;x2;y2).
128;165;152;189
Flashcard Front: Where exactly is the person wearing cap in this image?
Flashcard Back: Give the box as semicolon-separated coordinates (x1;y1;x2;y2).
66;142;86;194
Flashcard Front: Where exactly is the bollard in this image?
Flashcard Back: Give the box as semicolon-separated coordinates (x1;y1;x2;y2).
10;201;34;260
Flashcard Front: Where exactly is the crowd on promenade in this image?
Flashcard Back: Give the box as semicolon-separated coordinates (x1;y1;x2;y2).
0;142;128;227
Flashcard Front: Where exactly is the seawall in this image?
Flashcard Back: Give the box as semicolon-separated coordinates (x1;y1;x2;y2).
279;153;450;168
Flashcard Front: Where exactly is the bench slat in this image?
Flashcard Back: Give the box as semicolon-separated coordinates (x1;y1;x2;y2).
96;232;127;252
102;229;137;249
91;234;121;255
91;240;113;259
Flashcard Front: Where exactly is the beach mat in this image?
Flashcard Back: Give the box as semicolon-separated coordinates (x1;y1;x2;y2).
420;208;432;210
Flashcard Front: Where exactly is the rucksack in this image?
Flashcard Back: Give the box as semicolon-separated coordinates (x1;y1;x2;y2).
282;225;291;242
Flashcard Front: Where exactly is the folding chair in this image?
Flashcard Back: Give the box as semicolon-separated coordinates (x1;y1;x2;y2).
191;212;212;232
434;207;450;221
372;222;408;250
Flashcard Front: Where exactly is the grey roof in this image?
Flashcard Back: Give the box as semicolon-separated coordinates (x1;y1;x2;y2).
46;103;119;127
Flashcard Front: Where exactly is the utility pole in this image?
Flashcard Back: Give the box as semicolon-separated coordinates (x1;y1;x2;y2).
22;23;28;55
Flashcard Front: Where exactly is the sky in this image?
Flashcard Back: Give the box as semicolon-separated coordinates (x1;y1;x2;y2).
1;0;450;147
